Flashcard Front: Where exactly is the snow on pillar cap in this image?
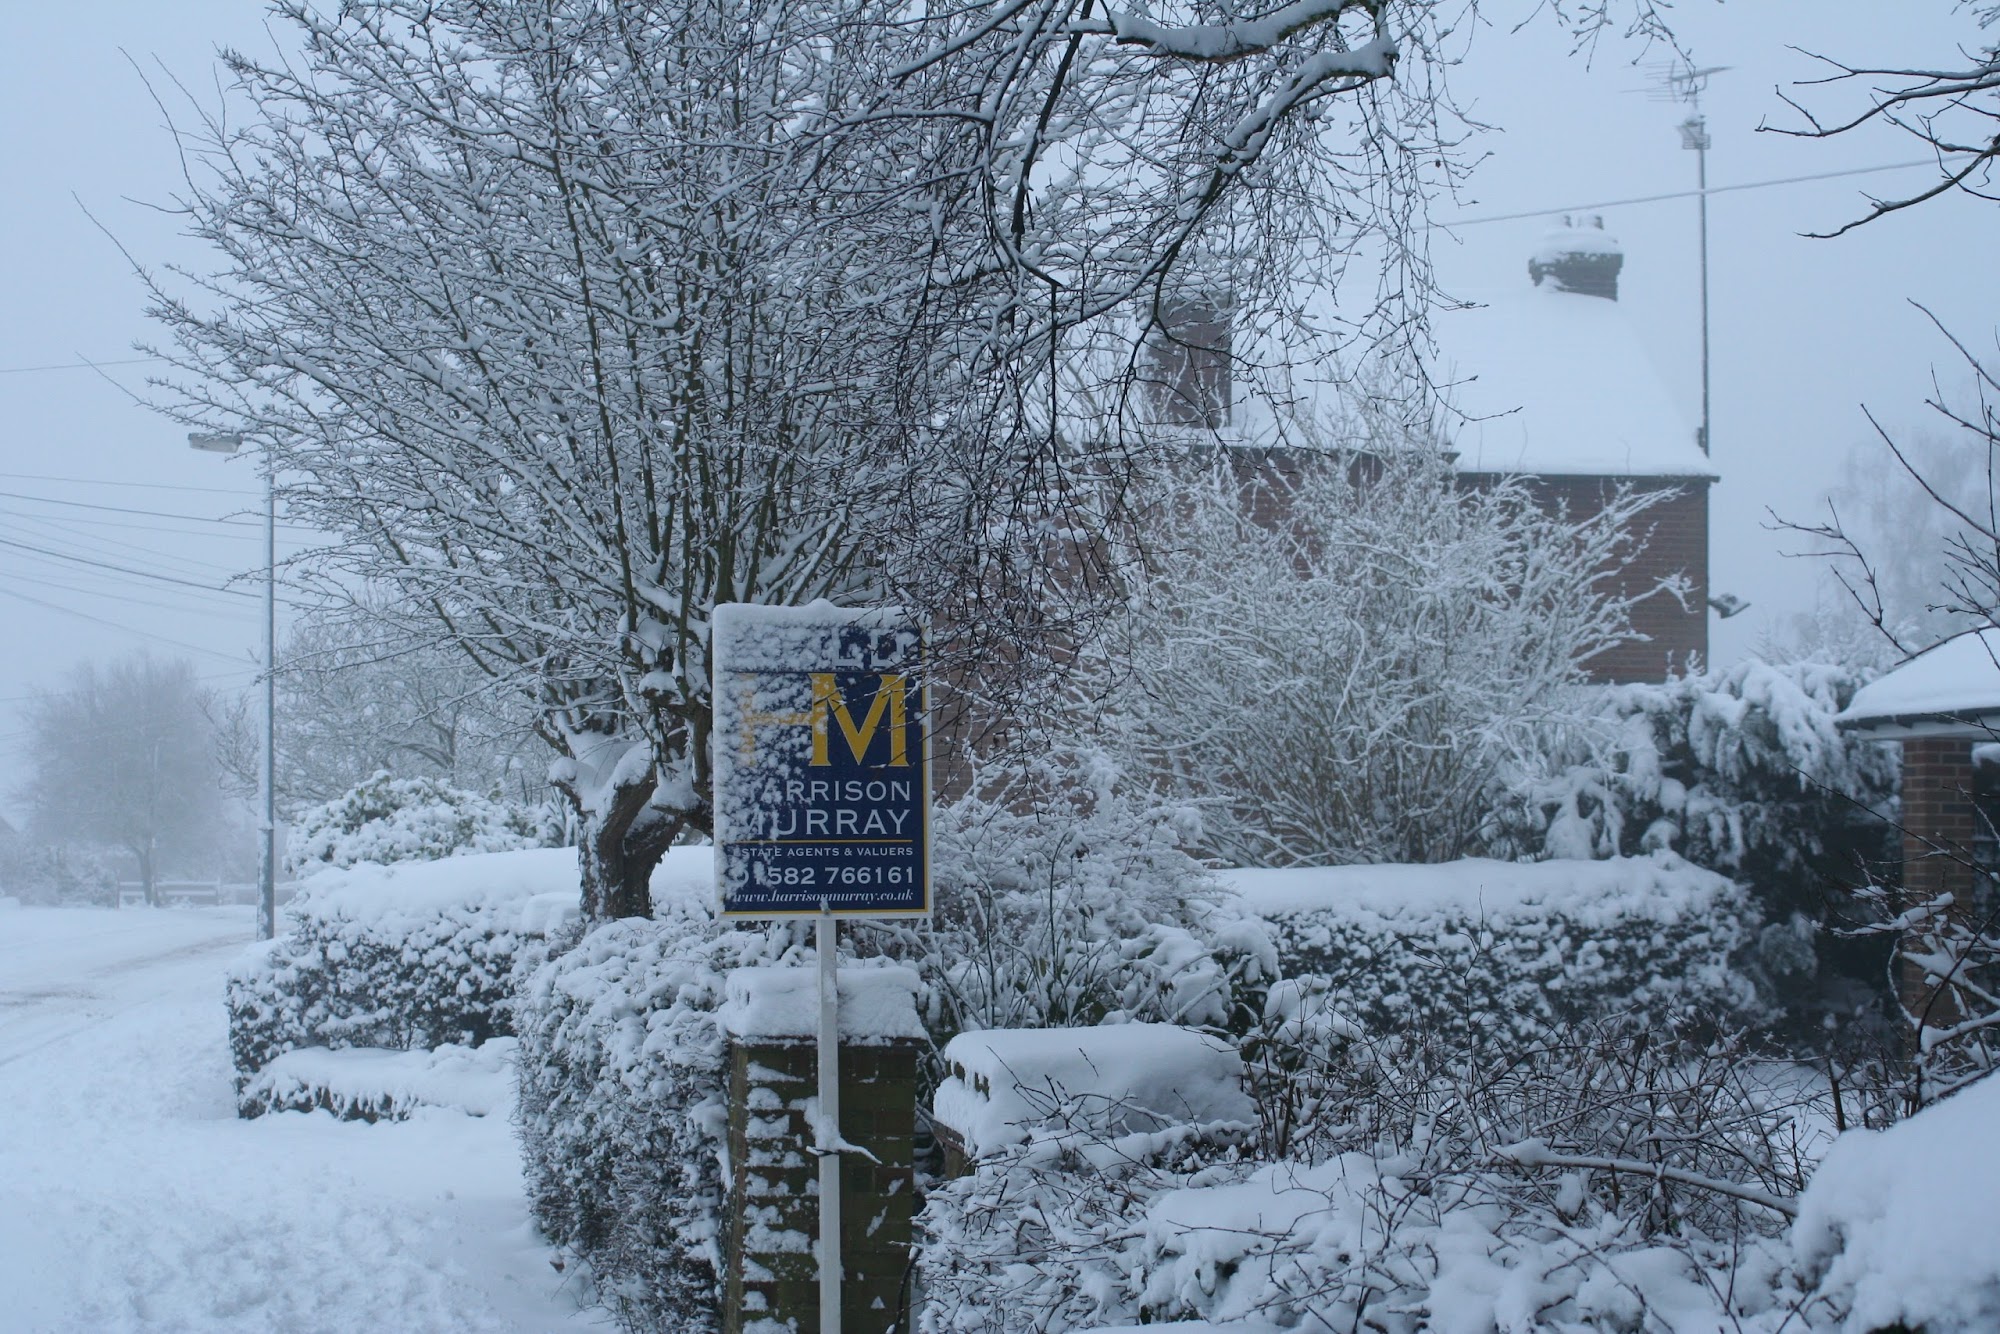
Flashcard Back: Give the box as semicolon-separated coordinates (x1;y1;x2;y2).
719;964;925;1043
1528;215;1624;300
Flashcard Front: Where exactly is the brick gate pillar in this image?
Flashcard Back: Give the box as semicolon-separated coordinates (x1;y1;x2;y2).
720;967;922;1334
1897;736;1978;1027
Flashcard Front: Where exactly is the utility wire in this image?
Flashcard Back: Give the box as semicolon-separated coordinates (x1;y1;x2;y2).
0;470;254;496
1439;155;1975;229
0;488;317;533
0;535;254;598
3;565;257;620
0;356;164;376
0;585;252;663
0;505;315;545
5;514;263;581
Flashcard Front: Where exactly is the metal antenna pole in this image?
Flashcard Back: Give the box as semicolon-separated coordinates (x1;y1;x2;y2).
1685;114;1713;457
1663;63;1728;460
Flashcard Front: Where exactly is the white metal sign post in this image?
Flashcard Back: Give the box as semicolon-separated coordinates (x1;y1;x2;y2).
712;603;931;1334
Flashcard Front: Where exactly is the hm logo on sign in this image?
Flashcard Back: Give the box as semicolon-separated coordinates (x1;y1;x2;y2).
739;673;910;768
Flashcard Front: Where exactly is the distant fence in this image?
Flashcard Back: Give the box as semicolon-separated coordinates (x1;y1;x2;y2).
116;880;299;909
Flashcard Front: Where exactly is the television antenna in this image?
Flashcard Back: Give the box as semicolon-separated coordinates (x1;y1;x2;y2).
1648;62;1730;458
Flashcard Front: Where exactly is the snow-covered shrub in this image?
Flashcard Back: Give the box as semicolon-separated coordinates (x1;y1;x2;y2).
1238;853;1762;1050
513;894;800;1333
1851;868;2000;1109
921;1012;1829;1334
1489;658;1901;1043
238;1038;516;1121
0;840;118;906
284;769;547;874
1089;443;1658;867
226;847;579;1097
1792;1067;2000;1333
856;748;1277;1059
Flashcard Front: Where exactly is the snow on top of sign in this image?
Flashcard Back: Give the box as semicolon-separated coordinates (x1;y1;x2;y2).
934;1023;1253;1158
712;599;910;630
1791;1069;2000;1332
1434;282;1714;480
710;600;918;670
1837;627;2000;730
1224;852;1731;931
718;964;925;1042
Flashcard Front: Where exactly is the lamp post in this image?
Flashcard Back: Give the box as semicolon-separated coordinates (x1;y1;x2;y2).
189;431;277;941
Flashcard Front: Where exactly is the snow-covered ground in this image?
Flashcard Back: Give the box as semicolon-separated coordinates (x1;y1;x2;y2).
0;903;597;1333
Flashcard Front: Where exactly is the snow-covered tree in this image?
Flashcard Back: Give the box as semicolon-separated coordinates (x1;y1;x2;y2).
214;597;543;815
147;0;1678;920
1772;3;2000;237
1089;427;1660;866
15;653;226;905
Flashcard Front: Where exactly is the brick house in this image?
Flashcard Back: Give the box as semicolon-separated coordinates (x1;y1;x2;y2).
1141;218;1718;686
1431;219;1717;684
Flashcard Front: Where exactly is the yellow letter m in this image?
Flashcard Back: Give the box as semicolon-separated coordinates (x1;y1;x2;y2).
809;673;909;767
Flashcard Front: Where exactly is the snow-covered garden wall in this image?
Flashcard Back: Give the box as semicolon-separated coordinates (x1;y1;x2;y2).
1235;852;1763;1045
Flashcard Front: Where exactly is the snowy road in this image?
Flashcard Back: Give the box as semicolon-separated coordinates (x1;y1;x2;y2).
0;905;599;1333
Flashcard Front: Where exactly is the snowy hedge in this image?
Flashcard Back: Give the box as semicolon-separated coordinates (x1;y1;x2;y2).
1235;852;1762;1046
512;753;1270;1331
284;769;548;874
1792;1071;2000;1332
514;885;797;1333
225;847;580;1098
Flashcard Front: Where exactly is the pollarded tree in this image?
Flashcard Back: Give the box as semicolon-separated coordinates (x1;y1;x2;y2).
147;0;1679;921
16;653;226;905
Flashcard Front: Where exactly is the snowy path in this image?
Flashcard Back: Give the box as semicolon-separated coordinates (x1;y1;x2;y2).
0;905;600;1333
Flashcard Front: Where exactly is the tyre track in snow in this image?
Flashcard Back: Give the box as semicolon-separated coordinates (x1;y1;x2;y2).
0;922;250;1070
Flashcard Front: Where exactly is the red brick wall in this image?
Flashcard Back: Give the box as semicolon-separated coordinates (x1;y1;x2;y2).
1490;475;1709;685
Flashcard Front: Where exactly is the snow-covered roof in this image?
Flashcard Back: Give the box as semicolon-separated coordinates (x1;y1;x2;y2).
1836;628;2000;740
1433;281;1716;480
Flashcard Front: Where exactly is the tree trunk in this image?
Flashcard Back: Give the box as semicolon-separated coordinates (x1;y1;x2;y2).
575;773;701;922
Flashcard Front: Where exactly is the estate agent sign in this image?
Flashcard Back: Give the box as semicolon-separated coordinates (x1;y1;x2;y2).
712;602;931;918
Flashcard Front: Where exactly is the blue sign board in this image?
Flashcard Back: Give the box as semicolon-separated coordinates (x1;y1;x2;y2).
712;604;930;918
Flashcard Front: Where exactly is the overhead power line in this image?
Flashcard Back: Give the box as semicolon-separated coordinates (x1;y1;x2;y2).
0;355;165;376
0;487;315;530
1440;155;1974;229
0;585;252;664
0;470;254;496
0;534;254;598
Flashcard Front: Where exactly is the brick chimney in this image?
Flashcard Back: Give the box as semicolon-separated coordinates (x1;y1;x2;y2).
1143;293;1233;428
1528;216;1623;301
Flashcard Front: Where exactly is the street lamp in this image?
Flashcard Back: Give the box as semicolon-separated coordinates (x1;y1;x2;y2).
189;430;277;941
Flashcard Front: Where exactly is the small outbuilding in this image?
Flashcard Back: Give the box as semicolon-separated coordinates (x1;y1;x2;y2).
1836;628;2000;1013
